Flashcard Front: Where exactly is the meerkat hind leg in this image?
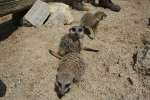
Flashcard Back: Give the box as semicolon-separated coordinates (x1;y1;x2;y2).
48;49;62;60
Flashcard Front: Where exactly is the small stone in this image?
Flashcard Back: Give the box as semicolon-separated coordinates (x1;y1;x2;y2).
133;45;150;89
127;77;133;85
136;45;150;72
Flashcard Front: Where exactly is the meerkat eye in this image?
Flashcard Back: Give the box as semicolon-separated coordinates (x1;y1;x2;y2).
71;28;76;32
57;81;62;87
78;28;83;32
65;83;71;88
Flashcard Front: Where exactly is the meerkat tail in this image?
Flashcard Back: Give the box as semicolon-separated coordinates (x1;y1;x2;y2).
83;47;99;52
48;49;62;60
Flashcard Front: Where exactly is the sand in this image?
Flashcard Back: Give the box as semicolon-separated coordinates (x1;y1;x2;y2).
0;0;150;100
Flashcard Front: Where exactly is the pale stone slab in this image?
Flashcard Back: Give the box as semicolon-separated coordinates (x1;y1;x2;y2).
23;0;50;26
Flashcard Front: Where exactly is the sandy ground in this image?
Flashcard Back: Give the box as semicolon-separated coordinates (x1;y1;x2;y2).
0;0;150;100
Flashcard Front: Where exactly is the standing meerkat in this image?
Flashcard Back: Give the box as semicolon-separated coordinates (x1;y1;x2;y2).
49;26;99;59
55;52;86;98
80;11;107;39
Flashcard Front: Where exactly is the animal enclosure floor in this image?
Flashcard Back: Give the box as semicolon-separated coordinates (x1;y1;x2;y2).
0;0;150;100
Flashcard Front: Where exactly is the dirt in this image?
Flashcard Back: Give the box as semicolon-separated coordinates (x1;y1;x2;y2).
0;0;150;100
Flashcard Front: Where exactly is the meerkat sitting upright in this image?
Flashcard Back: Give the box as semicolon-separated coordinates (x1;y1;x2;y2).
80;11;107;39
55;52;86;98
49;26;99;59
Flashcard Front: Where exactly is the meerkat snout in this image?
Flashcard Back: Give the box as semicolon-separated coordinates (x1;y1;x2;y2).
55;72;74;98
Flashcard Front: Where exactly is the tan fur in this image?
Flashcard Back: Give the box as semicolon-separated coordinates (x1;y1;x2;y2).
55;52;86;98
58;33;82;56
49;26;99;60
80;11;107;39
58;52;86;82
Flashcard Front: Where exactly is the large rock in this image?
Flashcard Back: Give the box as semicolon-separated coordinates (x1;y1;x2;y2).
23;0;50;26
46;3;74;26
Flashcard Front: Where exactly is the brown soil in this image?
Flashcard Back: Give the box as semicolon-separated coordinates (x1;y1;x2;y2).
0;0;150;100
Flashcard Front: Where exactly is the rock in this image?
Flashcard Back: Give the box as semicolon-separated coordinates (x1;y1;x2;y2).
136;45;150;75
127;77;133;85
133;45;150;89
23;0;50;26
46;3;74;25
46;11;66;26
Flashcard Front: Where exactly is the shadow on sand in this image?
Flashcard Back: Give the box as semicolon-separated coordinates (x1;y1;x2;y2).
0;80;7;97
0;19;18;41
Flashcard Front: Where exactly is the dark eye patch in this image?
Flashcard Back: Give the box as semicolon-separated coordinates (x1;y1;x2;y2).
71;28;76;32
57;81;62;87
65;83;70;88
78;28;83;32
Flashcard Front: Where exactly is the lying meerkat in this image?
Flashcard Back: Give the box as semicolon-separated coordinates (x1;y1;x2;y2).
49;26;99;59
80;11;107;39
55;52;86;98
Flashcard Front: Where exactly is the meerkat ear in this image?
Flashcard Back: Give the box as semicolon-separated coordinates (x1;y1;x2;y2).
101;13;107;20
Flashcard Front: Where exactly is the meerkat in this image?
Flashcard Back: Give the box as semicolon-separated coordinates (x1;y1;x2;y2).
55;52;86;98
80;10;107;39
49;26;99;59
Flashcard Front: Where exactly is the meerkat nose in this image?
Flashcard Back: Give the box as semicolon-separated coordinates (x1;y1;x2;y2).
58;91;65;98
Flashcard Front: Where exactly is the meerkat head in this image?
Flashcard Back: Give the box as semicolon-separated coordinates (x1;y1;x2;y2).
94;11;107;21
69;26;85;40
55;72;75;98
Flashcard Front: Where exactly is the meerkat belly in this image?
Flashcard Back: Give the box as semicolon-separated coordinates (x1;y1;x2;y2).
58;53;85;80
59;36;81;56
